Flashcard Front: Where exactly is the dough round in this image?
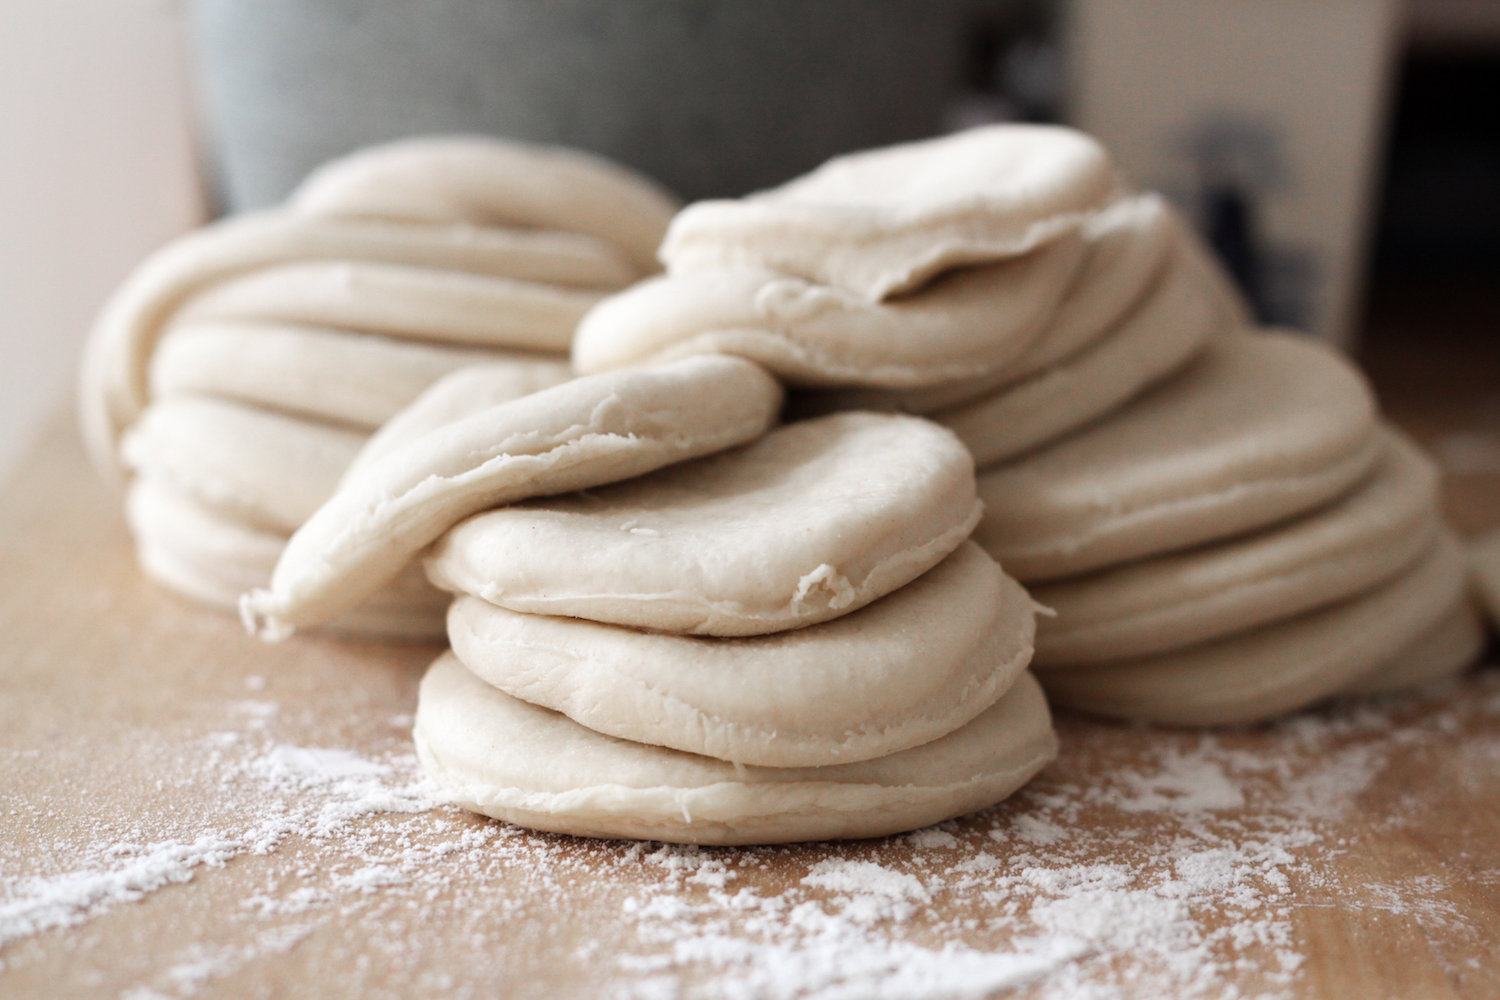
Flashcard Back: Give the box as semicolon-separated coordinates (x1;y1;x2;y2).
126;479;446;639
1033;429;1440;664
242;355;782;641
414;653;1057;845
350;362;577;474
1471;526;1500;633
571;233;1084;388
1344;595;1487;696
1039;532;1471;726
446;543;1035;767
661;124;1116;299
427;412;982;636
935;235;1223;466
121;396;363;533
150;320;570;432
974;332;1380;581
290;135;679;276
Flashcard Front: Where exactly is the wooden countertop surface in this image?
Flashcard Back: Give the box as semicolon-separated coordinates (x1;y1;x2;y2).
1;353;1496;1000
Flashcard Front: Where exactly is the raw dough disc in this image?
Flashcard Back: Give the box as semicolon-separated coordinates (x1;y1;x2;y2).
786;193;1181;416
427;412;982;636
242;355;782;641
351;362;578;474
126;478;446;639
414;653;1057;845
121;395;364;533
446;542;1035;767
150;319;569;431
1344;595;1487;696
571;233;1084;388
1033;429;1440;664
1039;531;1471;726
290;135;680;276
974;331;1381;582
934;234;1224;466
1471;527;1500;632
661;124;1116;299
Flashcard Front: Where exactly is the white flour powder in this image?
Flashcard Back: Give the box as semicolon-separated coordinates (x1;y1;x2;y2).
2;673;1497;999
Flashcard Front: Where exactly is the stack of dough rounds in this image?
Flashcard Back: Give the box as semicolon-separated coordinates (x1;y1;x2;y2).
250;358;1056;842
80;136;678;637
572;125;1483;725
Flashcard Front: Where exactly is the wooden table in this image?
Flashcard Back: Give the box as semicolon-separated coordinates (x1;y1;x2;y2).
2;376;1496;999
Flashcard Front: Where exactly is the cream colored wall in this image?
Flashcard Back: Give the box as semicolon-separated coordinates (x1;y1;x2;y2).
0;0;204;478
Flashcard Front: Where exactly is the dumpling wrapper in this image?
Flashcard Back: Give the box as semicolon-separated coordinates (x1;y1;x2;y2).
446;543;1035;767
661;124;1116;299
1033;429;1440;664
414;653;1057;845
427;412;981;636
975;331;1380;582
242;355;782;641
1040;532;1472;726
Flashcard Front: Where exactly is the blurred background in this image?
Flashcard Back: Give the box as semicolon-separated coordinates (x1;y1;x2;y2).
2;0;1496;498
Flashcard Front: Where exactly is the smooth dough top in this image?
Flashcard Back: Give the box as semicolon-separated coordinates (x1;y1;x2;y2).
1032;428;1441;664
660;125;1117;299
446;542;1036;767
571;231;1084;387
241;355;782;641
427;412;982;636
290;135;680;275
414;653;1057;845
974;331;1381;581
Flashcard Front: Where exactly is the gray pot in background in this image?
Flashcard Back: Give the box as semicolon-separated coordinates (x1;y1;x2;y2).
191;0;985;211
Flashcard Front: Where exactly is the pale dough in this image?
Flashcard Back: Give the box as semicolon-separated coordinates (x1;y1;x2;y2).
350;363;578;474
1344;595;1487;695
126;479;447;639
1032;429;1440;664
150;320;570;431
934;234;1225;466
121;396;363;534
660;124;1116;299
1471;526;1500;632
1039;531;1471;726
445;543;1035;767
81;212;632;484
290;135;679;276
974;331;1380;581
571;232;1084;387
427;412;982;636
414;653;1057;845
242;356;782;641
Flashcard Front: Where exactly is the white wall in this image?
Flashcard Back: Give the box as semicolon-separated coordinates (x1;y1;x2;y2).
0;0;204;478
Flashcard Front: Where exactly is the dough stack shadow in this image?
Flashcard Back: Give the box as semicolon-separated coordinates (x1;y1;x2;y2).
244;355;1056;845
576;124;1488;727
80;136;679;638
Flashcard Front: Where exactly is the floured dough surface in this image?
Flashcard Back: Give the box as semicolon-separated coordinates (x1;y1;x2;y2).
446;543;1034;767
572;233;1084;387
1033;429;1440;664
975;332;1380;581
414;653;1057;845
427;412;982;636
126;479;447;639
1040;532;1471;726
242;356;782;641
660;125;1116;299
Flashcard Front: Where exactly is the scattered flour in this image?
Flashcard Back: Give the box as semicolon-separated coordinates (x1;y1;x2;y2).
2;672;1497;998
